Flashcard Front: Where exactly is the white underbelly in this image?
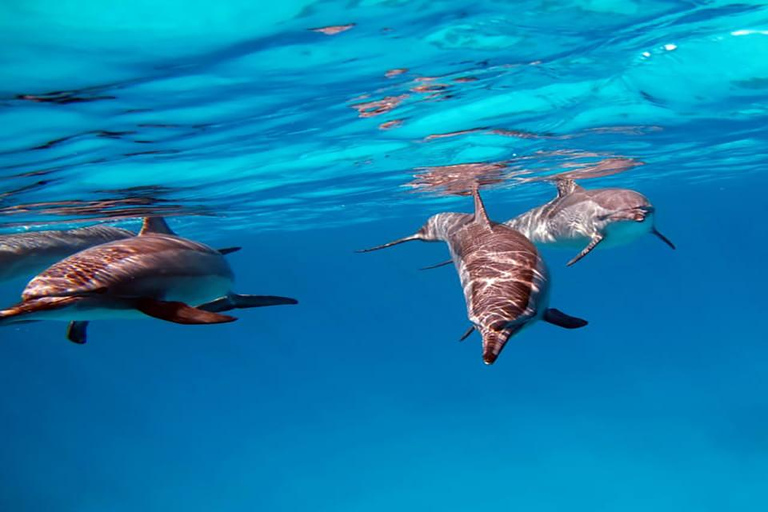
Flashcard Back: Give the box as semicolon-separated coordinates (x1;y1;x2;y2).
602;220;651;247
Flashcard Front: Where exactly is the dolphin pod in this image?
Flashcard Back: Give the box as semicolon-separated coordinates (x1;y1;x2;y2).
0;217;298;343
0;180;672;365
359;188;588;365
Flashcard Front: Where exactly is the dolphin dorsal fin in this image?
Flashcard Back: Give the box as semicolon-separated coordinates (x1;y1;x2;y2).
554;178;581;198
472;187;492;228
140;217;176;236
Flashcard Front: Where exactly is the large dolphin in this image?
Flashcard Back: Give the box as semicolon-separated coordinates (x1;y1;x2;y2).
0;225;134;283
0;218;297;343
506;179;675;266
359;189;587;365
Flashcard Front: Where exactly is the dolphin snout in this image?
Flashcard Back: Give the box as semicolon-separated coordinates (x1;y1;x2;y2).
481;325;520;365
630;205;654;222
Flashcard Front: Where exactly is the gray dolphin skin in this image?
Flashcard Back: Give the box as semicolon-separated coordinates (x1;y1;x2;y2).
359;189;587;365
0;225;134;283
506;179;675;266
0;217;298;343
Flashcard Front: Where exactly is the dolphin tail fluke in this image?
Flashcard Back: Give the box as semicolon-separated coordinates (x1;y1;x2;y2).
567;234;605;266
356;234;422;253
198;294;298;313
543;308;588;329
67;321;89;344
135;298;236;324
652;228;676;250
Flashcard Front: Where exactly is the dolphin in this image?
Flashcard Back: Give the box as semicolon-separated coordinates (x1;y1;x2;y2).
0;218;298;343
506;179;675;266
359;188;587;365
0;225;134;283
423;179;675;269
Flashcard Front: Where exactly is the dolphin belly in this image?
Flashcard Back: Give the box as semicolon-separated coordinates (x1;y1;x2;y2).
161;274;234;305
3;273;234;323
602;218;653;247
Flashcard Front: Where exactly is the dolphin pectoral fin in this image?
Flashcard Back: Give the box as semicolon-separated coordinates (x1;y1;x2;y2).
543;308;588;329
196;296;231;313
198;294;298;313
67;321;89;344
459;325;475;341
217;247;242;255
652;228;676;250
135;298;236;324
567;234;605;266
420;260;452;271
232;294;298;308
356;234;423;253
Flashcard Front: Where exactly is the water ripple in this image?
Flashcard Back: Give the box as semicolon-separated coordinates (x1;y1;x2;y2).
1;0;767;236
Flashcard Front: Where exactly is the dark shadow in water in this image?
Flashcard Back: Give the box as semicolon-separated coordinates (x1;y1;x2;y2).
0;180;52;202
16;90;116;105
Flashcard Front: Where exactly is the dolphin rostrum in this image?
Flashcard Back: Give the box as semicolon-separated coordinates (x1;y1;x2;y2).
0;225;134;283
506;179;675;266
0;218;298;343
359;188;587;364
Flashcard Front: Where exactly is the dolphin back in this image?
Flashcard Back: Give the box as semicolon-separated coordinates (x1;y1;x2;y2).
22;234;233;300
0;225;134;283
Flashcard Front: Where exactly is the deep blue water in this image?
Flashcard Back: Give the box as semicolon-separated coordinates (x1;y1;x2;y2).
2;1;768;510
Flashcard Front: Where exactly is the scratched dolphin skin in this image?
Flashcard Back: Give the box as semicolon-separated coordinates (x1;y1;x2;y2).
0;218;297;343
506;179;675;266
0;225;134;283
359;189;587;365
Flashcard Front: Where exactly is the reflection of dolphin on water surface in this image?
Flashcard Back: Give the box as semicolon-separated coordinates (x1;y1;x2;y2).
359;188;587;365
0;218;298;344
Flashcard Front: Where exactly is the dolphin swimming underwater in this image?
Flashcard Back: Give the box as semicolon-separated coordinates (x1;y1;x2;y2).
423;179;675;269
0;218;298;343
506;179;675;266
0;225;134;283
359;188;587;365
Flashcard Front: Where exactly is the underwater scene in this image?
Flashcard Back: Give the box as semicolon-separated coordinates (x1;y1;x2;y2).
2;0;768;510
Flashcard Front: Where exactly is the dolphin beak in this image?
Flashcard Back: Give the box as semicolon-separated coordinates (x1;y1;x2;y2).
634;205;655;222
652;228;676;250
481;326;520;365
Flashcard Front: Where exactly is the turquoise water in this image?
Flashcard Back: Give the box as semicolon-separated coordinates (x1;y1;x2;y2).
2;1;768;510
